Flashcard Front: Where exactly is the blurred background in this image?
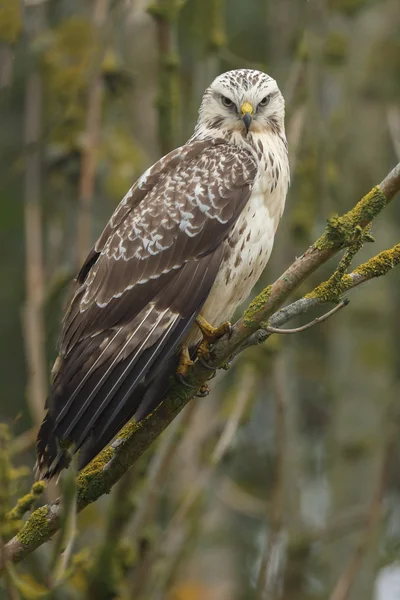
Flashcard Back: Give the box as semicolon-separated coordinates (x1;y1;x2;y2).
1;0;400;598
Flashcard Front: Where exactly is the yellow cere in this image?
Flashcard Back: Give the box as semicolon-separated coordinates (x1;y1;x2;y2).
241;101;254;115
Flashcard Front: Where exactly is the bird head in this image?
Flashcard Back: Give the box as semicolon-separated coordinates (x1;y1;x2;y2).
195;69;285;140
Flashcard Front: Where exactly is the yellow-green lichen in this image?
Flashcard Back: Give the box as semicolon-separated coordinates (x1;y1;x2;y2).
305;274;352;303
307;243;400;303
76;419;149;507
314;186;387;251
77;448;114;507
243;285;272;328
16;505;53;548
353;244;400;280
7;481;46;521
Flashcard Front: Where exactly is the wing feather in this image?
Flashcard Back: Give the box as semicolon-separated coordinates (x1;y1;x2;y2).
36;139;257;477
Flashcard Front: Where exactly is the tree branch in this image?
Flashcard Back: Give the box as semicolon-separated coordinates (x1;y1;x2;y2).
1;162;400;571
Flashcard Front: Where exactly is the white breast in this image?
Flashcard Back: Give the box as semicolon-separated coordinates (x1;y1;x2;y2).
186;132;289;346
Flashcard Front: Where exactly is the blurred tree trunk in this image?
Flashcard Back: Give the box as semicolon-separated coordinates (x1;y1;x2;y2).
23;3;47;428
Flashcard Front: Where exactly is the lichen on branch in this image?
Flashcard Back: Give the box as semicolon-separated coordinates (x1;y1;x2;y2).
1;161;400;572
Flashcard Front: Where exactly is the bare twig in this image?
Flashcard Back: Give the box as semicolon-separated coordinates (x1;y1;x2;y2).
265;299;349;335
1;163;400;570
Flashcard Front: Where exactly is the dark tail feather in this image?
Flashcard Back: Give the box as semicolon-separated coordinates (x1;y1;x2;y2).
77;352;181;470
77;315;197;470
37;315;196;479
36;412;71;479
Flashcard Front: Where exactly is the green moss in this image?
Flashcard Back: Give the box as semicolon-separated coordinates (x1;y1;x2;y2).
349;186;387;224
243;285;272;328
307;242;400;303
7;481;46;521
76;448;114;507
353;244;400;279
306;274;352;303
314;186;387;251
16;505;53;548
76;419;148;507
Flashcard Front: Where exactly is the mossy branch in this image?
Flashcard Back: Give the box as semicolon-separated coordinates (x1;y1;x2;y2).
1;161;399;572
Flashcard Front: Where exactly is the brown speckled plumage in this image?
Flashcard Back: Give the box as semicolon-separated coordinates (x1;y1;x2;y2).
36;69;290;478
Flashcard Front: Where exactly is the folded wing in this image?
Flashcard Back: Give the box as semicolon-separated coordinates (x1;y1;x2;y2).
36;140;257;477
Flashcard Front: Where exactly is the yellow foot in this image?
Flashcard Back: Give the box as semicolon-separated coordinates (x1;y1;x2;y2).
195;315;232;343
195;315;232;362
176;346;194;379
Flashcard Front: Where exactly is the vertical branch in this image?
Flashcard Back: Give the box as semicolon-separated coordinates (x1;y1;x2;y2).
0;0;21;88
129;404;196;597
256;353;286;600
76;0;110;266
23;4;46;428
0;45;14;89
144;365;258;597
86;467;137;600
148;0;182;155
208;0;226;53
328;438;391;600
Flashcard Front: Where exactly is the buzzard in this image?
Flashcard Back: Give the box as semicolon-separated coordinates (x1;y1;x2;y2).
36;69;290;478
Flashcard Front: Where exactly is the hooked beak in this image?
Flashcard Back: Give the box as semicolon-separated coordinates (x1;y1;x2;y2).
241;101;254;133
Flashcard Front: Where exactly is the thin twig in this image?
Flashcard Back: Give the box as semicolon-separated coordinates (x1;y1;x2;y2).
265;299;349;335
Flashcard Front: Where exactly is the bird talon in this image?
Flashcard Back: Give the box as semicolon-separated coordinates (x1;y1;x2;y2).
196;315;232;345
196;384;210;397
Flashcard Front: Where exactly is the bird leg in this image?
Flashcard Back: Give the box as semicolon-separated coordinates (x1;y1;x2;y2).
195;314;232;363
176;345;210;397
176;345;194;379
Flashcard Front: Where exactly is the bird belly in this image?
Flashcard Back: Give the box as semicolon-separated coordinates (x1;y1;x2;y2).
185;187;277;348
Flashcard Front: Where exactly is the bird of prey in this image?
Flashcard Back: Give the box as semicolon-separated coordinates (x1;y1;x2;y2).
36;69;290;478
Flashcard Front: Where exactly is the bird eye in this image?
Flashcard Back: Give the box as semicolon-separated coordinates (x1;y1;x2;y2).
221;96;234;108
259;95;270;107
